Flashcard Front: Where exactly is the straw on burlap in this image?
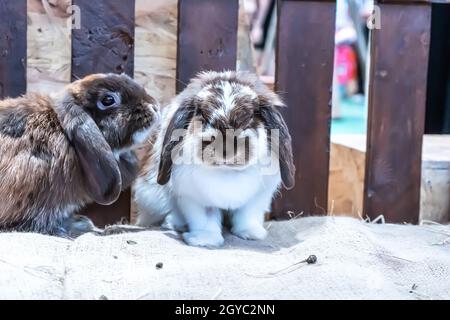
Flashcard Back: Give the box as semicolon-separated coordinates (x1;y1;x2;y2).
0;217;449;299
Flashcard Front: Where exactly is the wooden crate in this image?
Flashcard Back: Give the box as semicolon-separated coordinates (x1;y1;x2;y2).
329;134;450;223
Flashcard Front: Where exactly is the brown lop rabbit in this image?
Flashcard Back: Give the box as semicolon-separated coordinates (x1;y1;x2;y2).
0;73;159;236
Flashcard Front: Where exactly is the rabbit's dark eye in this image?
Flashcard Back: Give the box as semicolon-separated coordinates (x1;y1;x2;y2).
97;92;121;110
102;95;115;106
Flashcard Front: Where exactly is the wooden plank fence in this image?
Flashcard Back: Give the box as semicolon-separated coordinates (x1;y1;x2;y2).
0;0;27;99
72;0;136;226
364;2;432;223
0;0;447;225
176;0;239;93
273;0;336;218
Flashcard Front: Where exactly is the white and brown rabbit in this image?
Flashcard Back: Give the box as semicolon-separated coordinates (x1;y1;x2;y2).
0;73;158;236
134;71;295;247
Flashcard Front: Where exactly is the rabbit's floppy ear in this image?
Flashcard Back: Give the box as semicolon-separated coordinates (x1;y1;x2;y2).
259;103;295;190
157;104;196;185
60;101;122;205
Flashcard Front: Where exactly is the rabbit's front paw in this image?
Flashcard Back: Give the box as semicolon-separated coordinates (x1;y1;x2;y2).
162;213;187;232
182;231;224;248
62;214;102;238
231;224;267;240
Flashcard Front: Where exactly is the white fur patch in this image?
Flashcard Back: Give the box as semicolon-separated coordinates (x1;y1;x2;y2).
221;81;236;115
197;87;213;100
133;127;153;145
239;85;258;99
112;126;155;161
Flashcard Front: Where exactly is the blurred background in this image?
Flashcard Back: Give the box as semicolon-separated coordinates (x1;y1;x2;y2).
243;0;373;135
243;0;450;136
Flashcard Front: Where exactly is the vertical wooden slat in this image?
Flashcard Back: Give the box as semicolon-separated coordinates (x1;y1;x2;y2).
0;0;27;99
72;0;136;226
71;0;135;79
364;3;432;224
176;0;239;93
273;0;336;218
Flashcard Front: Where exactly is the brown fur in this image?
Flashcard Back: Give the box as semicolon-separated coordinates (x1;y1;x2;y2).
0;74;158;235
